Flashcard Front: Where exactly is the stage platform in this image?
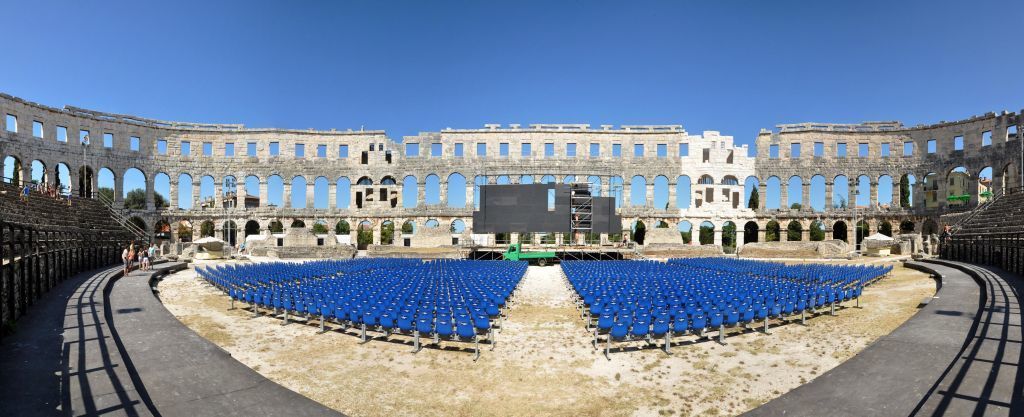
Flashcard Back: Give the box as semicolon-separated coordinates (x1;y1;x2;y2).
466;244;638;261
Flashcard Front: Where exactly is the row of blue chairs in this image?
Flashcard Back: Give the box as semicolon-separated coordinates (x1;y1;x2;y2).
198;258;528;359
561;259;891;358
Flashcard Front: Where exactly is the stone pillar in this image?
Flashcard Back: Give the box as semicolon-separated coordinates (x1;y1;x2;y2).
645;182;654;208
328;182;337;209
913;181;924;208
235;179;246;210
113;175;124;208
801;182;810;210
736;229;745;250
169;180;178;209
259;181;268;207
212;181;221;208
440;182;448;206
465;183;473;209
306;181;315;209
825;181;834;210
623;181;632;207
848;179;857;209
779;181;789;209
192;181;200;209
967;176;979;206
713;228;722;246
825;227;834;240
801;227;810;241
372;224;381;245
417;182;426;206
757;227;766;242
69;169;80;197
758;183;767;211
869;181;878;208
781;224;789;241
667;181;677;209
281;181;291;208
145;178;155;210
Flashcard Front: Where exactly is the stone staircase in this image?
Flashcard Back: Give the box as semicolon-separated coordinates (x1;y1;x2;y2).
0;181;135;242
950;187;1024;237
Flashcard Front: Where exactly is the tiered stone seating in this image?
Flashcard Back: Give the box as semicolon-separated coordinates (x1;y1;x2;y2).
953;190;1024;237
0;181;133;241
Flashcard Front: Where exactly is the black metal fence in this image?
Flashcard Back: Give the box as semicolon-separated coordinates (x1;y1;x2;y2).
1;220;123;339
943;232;1024;276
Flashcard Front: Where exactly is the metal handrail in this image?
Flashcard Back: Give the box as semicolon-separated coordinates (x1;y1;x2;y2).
95;191;147;240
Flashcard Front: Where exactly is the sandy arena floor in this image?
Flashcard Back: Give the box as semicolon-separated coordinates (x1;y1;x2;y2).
159;260;935;417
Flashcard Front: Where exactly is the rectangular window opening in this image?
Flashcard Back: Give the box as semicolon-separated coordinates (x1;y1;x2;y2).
634;144;644;157
225;142;235;157
248;142;257;157
927;139;936;154
612;143;621;158
499;143;509;157
103;133;113;148
431;143;442;157
182;141;191;156
521;142;532;157
790;143;801;158
544;143;554;158
880;143;890;157
32;121;43;138
567;143;577;157
270;142;280;156
982;131;992;147
157;139;167;155
837;143;847;158
657;143;667;159
903;141;913;156
295;143;305;157
953;135;964;151
203;142;213;156
768;144;779;159
5;114;16;132
590;143;600;158
679;143;689;157
56;126;68;143
858;143;868;158
317;144;327;158
813;142;823;157
338;144;349;158
131;136;141;152
454;143;463;157
476;143;486;157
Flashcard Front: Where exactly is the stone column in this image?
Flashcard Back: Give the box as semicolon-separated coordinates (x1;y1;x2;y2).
372;224;381;245
440;182;448;206
869;181;878;208
779;181;789;209
825;227;834;240
667;181;677;209
891;180;901;208
848;178;857;209
913;181;924;208
192;181;200;209
282;181;291;208
212;180;221;208
235;179;246;210
306;181;315;209
736;229;745;250
328;182;337;209
781;224;789;241
623;181;631;207
69;169;80;197
713;227;722;246
801;227;810;241
113;175;124;208
259;180;268;208
825;181;834;210
145;178;155;210
645;182;654;208
967;176;979;206
801;181;810;210
758;182;767;211
465;183;473;209
169;180;178;209
757;227;766;243
417;182;426;206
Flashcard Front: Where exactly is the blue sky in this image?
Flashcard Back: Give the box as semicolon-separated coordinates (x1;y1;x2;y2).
3;0;1020;212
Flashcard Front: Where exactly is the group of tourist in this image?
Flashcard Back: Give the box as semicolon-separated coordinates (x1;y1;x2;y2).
17;182;73;205
122;242;159;275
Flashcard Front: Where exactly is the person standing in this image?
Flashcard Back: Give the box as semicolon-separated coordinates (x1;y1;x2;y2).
122;244;131;275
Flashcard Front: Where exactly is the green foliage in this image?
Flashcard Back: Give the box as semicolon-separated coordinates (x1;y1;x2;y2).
699;224;713;245
177;223;193;241
124;189;147;209
810;221;825;241
336;220;351;234
200;221;214;237
748;188;759;209
787;221;802;241
899;175;910;207
722;222;736;252
766;221;780;242
633;222;646;245
790;203;802;210
269;221;284;233
98;187;115;202
357;229;373;249
680;231;692;244
312;222;329;234
400;221;413;234
381;222;395;244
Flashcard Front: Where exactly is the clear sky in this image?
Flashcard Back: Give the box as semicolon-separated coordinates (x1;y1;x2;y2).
3;0;1021;212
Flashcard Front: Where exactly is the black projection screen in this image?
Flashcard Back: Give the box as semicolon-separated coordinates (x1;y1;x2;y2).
472;184;621;234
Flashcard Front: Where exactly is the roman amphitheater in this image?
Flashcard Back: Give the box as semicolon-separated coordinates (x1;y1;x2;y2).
1;91;1022;417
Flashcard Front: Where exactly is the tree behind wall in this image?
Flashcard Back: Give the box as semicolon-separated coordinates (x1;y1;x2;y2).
98;187;114;202
900;175;910;207
748;188;759;209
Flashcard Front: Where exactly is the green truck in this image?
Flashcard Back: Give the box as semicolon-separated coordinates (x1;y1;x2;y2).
502;243;557;266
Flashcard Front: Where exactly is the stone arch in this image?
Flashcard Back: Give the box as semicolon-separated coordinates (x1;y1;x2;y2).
1001;162;1018;191
809;220;825;241
425;174;441;205
923;172;940;208
677;221;692;244
335;219;351;235
833;220;848;242
356;220;372;250
899;173;916;208
588;175;602;197
743;221;759;244
787;220;803;241
154;219;171;239
833;174;849;209
380;220;395;245
855;220;869;249
97;167;116;197
698;220;714;245
743;176;759;209
312;219;329;234
787;175;803;209
447;172;467;208
244;220;260;237
653;175;669;209
977;166;993;203
337;176;352;209
177;173;193;209
609;176;624;208
199;220;215;238
809;175;826;212
520;174;534;184
697;174;714;185
401;220;415;235
677;175;692;209
451;219;466;233
922;219;939;236
54;162;71;194
356;176;373;186
765;220;781;242
268;220;284;233
222;220;238;246
563;175;575;184
152;173;171;209
425;219;440;228
380;175;397;185
655;220;669;228
473;176;486;209
313;176;329;209
722;221;737;251
946;167;969;207
630;175;647;207
899;220;915;233
122;167;147;209
721;175;739;186
877;174;894;207
290;219;306;228
199;175;216;207
243;175;259;207
766;176;781;209
497;175;510;185
856;175;870;207
632;219;647;245
291;175;308;209
878;221;893;237
30;159;47;185
401;175;417;208
222;175;237;207
2;155;23;184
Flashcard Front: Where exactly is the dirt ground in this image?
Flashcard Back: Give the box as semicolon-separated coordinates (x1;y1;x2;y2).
159;259;935;417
